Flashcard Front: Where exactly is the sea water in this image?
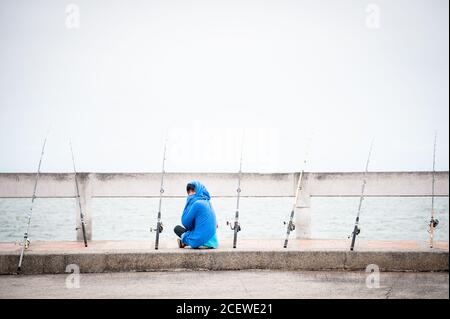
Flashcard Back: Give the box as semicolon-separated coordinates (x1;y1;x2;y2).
0;197;448;242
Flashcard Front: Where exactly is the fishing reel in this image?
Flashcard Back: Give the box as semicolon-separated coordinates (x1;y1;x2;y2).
428;218;439;232
16;238;30;249
283;220;295;232
23;232;30;249
75;218;86;231
150;223;164;233
226;220;241;232
16;233;30;249
348;227;360;239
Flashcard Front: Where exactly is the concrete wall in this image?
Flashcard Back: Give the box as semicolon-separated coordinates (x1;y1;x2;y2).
0;172;448;240
0;250;448;274
0;171;448;197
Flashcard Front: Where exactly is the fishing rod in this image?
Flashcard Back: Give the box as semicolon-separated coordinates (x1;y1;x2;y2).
17;134;49;272
70;141;88;247
150;139;167;250
227;133;244;248
283;136;312;248
428;133;439;248
349;139;374;251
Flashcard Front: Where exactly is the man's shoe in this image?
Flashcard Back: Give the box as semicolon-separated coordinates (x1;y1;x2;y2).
177;238;186;248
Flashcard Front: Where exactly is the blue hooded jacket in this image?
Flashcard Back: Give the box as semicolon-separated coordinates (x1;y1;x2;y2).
180;180;219;248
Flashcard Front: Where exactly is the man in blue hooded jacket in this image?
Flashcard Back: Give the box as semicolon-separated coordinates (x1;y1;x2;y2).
173;181;219;249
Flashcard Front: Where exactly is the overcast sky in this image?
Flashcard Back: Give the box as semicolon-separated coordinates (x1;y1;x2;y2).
0;0;448;173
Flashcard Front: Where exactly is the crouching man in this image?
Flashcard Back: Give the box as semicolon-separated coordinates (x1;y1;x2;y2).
174;181;219;249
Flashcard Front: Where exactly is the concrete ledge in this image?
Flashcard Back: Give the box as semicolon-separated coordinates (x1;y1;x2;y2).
1;243;448;274
344;251;449;272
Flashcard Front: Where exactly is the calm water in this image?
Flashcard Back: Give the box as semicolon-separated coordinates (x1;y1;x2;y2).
0;197;448;242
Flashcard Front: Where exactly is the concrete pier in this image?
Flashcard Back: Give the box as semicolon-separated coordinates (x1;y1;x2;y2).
0;171;448;241
1;172;448;280
0;239;447;275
